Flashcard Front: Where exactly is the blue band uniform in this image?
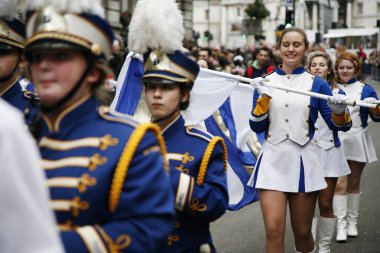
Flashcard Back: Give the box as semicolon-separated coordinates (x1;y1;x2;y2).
37;95;175;253
160;115;229;253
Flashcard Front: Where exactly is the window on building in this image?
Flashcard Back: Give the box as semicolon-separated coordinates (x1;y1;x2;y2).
237;8;241;16
377;3;380;13
205;9;209;20
357;2;363;14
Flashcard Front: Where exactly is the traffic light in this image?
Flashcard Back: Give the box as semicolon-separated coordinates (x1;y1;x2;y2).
192;30;200;40
204;30;213;42
285;9;294;26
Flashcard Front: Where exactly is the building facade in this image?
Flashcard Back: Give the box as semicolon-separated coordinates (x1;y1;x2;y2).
193;0;380;49
102;0;194;47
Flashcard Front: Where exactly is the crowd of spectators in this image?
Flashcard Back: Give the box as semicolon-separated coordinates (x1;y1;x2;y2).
107;37;380;82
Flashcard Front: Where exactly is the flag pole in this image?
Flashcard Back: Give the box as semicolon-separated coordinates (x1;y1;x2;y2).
200;68;377;109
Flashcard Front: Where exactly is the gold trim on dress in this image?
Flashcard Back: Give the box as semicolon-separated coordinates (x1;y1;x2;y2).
41;93;91;132
189;198;207;214
42;153;107;171
46;174;97;192
50;196;89;217
58;220;76;231
95;225;131;253
39;135;118;151
166;153;184;162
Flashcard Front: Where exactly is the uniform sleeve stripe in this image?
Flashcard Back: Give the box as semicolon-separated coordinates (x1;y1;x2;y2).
332;112;351;126
250;113;268;122
76;226;108;253
253;97;270;116
175;173;191;211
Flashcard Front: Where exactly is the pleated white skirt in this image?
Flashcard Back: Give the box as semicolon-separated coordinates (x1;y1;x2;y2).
248;139;327;193
339;127;377;163
320;146;351;177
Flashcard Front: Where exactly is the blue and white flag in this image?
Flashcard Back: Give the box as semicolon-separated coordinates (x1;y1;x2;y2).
110;51;144;115
188;69;261;210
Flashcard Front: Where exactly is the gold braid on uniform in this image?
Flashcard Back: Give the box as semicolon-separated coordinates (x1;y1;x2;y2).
196;136;228;186
109;123;168;213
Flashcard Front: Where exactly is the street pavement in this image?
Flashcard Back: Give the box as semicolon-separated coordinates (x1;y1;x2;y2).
211;77;380;253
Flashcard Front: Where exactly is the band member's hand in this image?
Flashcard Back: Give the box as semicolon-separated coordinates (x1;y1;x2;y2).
327;94;348;114
250;78;273;97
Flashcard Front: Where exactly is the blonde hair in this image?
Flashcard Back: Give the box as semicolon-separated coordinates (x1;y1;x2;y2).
306;51;336;89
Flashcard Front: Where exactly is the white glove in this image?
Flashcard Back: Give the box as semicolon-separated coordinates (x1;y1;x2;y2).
363;97;377;104
250;77;273;97
327;93;348;114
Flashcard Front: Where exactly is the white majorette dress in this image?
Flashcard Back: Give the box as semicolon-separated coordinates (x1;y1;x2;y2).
248;67;352;193
337;78;380;163
313;86;351;177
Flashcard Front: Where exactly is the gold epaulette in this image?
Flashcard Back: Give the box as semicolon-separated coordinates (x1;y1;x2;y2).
108;122;167;212
196;136;228;186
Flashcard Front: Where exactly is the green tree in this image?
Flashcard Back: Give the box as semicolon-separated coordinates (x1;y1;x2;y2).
245;0;270;20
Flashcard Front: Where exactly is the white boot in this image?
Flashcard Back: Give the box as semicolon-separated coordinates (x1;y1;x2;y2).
333;195;347;242
295;246;316;253
318;217;337;253
311;216;318;242
347;193;360;237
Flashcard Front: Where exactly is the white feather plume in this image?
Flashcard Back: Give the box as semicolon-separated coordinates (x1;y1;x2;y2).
128;0;185;54
0;0;18;19
22;0;104;17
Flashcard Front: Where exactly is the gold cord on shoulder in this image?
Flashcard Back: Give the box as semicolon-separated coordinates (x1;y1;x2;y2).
108;123;168;212
196;136;228;186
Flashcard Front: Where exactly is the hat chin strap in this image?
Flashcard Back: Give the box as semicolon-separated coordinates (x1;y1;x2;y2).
41;60;93;113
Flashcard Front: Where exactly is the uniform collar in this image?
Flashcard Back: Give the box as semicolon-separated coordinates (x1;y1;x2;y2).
338;78;357;85
276;65;305;75
41;94;99;132
161;114;183;141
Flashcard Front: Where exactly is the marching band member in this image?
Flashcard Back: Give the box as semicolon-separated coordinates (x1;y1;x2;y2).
248;27;352;253
143;51;229;253
333;52;380;242
306;51;351;253
128;0;229;252
0;1;37;115
23;1;175;252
